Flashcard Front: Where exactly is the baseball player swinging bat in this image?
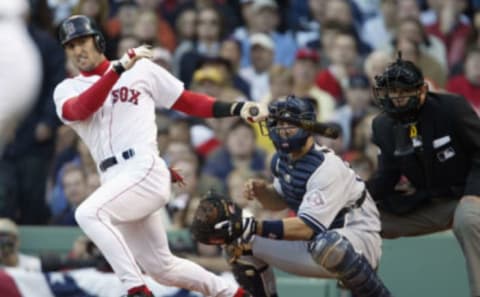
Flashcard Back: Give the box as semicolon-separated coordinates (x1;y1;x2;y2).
249;106;340;139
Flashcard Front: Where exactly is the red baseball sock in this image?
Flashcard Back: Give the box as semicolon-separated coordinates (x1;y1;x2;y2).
128;285;151;295
233;287;246;297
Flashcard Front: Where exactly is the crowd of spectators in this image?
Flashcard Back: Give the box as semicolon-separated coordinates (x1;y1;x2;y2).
2;0;480;263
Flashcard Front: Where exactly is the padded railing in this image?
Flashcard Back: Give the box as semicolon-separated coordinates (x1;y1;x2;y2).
18;227;468;297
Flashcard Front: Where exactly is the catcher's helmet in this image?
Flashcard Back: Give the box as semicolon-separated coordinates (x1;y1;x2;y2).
267;95;316;153
373;52;425;122
58;15;106;53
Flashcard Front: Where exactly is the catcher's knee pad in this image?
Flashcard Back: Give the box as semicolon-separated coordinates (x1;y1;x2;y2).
231;258;278;297
310;231;392;297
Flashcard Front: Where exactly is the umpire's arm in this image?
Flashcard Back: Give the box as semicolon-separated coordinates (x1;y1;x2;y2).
366;117;402;201
452;96;480;197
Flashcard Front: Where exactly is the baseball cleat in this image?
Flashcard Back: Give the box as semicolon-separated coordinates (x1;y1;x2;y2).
233;287;252;297
126;292;154;297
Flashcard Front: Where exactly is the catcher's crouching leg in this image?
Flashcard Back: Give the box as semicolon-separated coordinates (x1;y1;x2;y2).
310;231;392;297
225;243;278;297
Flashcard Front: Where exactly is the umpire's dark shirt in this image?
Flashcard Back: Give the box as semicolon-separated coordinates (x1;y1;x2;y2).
366;92;480;201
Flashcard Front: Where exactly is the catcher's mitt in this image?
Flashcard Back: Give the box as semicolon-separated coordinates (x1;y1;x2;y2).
190;190;243;245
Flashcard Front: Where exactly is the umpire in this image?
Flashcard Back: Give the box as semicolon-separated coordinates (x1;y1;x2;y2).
366;54;480;297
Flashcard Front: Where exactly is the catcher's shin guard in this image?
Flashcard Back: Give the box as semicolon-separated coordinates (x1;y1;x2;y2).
231;256;278;297
310;231;392;297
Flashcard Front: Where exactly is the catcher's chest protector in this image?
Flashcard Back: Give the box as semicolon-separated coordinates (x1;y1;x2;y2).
272;149;325;211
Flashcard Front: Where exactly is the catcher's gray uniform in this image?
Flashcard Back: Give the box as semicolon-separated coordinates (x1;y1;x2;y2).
255;145;381;275
235;145;384;296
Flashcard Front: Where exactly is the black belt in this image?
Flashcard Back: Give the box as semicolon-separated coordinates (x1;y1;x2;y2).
99;149;135;172
330;189;367;229
354;188;367;208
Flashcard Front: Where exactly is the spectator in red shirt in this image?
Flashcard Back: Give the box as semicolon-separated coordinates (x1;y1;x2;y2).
315;28;361;103
424;0;471;68
447;46;480;115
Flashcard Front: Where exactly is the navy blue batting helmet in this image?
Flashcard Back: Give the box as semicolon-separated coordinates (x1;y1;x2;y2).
58;15;106;53
267;95;316;153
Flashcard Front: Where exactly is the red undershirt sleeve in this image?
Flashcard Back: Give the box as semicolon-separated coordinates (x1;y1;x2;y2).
62;70;120;121
171;90;216;117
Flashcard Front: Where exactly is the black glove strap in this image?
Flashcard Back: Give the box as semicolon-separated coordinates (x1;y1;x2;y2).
231;102;244;116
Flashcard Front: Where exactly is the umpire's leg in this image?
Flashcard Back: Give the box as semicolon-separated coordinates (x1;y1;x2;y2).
452;196;480;297
379;198;457;238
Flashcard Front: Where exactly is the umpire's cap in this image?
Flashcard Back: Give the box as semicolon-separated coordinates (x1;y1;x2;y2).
58;15;106;52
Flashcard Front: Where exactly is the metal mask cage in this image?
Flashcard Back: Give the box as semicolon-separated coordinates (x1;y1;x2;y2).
259;119;302;139
373;68;424;120
373;85;422;104
261;109;313;135
264;95;317;152
372;87;423;123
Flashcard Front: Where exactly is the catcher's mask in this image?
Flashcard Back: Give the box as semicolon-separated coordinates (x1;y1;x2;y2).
58;15;106;53
373;52;426;123
190;190;242;245
266;95;316;153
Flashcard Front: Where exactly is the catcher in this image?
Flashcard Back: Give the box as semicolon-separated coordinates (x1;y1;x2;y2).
191;96;392;297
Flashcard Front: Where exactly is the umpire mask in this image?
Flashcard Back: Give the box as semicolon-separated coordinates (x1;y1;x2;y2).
373;52;426;123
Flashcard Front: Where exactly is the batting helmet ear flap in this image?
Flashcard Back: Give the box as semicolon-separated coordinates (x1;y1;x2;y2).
94;34;106;53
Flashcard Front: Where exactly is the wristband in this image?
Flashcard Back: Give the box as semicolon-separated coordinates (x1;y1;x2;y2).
212;101;244;117
261;220;284;239
112;62;125;75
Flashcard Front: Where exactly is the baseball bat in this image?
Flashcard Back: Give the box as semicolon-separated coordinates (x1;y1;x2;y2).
248;106;340;139
271;115;340;139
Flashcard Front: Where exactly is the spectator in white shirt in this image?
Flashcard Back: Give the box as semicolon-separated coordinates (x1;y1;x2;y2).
0;218;41;272
240;33;275;101
361;0;398;49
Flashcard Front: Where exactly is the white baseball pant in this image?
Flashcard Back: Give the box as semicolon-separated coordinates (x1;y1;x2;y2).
75;149;238;297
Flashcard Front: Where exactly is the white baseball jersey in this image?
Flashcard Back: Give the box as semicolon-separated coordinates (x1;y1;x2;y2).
0;0;41;151
0;0;29;17
53;59;239;296
53;59;183;166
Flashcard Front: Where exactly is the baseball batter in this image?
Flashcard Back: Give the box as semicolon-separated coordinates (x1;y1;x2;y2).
210;96;391;297
0;0;41;152
53;15;267;297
